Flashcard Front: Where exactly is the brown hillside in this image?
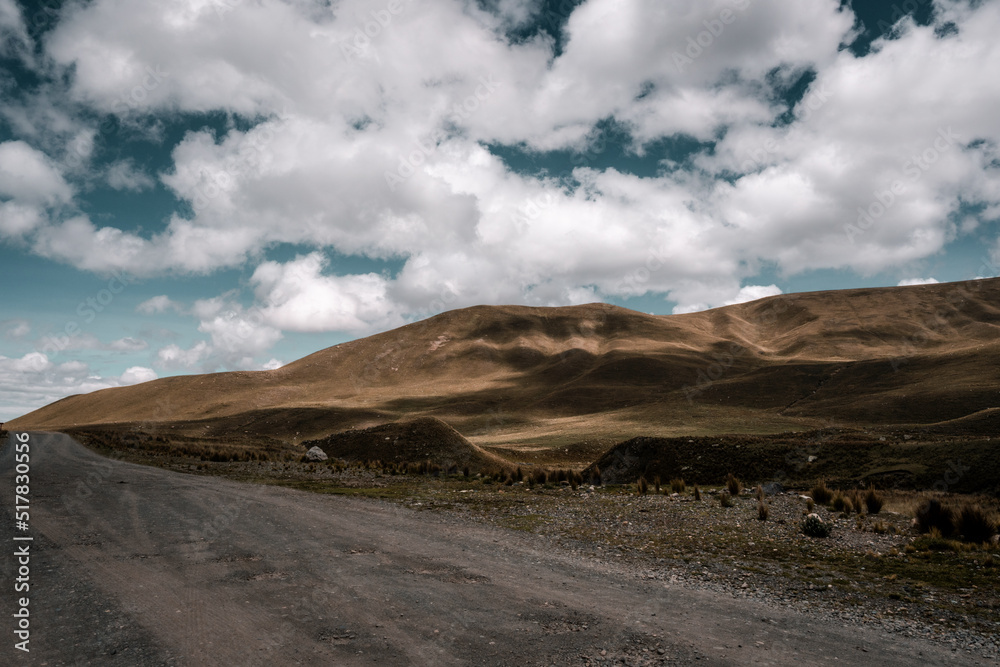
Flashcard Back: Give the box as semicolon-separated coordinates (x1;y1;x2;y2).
9;278;1000;449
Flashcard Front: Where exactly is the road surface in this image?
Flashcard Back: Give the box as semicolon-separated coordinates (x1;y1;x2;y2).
0;432;975;665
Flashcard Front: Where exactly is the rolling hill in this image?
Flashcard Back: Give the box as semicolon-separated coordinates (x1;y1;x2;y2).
8;278;1000;455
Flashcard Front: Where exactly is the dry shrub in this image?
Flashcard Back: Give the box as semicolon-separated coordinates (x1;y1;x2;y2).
693;485;701;501
957;504;998;544
720;491;734;508
914;498;956;537
864;486;884;514
810;481;833;505
757;501;769;521
670;478;686;494
637;476;649;495
726;473;742;496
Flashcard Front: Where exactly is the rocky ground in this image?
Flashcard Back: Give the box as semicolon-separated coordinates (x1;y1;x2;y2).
112;450;1000;663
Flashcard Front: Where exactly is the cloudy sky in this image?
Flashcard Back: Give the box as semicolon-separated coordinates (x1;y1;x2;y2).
1;0;999;420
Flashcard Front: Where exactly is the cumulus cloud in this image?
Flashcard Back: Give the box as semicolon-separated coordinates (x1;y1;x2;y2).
137;295;184;314
3;0;1000;371
2;319;30;340
106;159;155;191
0;353;154;421
897;277;940;286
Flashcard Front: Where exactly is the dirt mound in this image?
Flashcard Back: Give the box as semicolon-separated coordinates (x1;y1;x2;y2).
303;416;510;472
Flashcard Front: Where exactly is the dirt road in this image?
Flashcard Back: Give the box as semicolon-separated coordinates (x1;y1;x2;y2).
0;433;976;665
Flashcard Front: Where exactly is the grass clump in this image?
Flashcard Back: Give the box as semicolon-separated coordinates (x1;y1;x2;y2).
693;485;701;501
914;498;956;537
637;476;649;495
831;491;853;514
957;504;998;544
757;500;769;521
864;485;884;514
670;478;686;494
726;473;742;496
810;481;833;505
719;491;734;508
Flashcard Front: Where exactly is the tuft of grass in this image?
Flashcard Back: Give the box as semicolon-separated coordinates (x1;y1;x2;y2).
915;498;956;537
806;497;815;513
811;481;833;505
653;475;661;494
726;473;742;497
693;485;701;501
831;491;853;514
637;476;649;495
864;485;884;514
670;478;686;494
757;500;769;521
720;491;734;508
957;504;998;544
591;466;602;487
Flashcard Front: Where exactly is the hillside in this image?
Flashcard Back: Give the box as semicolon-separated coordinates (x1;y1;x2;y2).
9;278;1000;450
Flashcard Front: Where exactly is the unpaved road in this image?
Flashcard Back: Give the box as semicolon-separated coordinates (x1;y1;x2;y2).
0;432;978;665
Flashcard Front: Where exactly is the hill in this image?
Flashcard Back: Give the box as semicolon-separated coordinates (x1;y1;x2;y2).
9;278;1000;458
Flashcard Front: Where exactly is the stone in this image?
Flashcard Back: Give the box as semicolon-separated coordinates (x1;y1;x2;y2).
305;445;328;462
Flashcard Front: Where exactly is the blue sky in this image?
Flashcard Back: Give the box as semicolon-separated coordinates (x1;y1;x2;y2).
1;0;999;421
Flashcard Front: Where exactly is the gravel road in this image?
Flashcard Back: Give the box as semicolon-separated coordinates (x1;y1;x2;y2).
0;432;978;665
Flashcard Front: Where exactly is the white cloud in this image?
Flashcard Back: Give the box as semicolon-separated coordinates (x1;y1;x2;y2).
0;140;72;206
251;252;402;333
137;295;183;314
897;277;940;286
106;159;155;191
2;319;30;340
119;366;157;385
724;284;783;305
0;353;155;421
3;0;999;356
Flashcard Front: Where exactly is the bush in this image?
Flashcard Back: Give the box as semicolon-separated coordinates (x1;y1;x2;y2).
957;504;998;544
864;486;884;514
806;497;815;513
831;491;853;514
757;501;769;521
914;498;956;537
591;466;602;486
726;473;742;496
670;478;686;494
720;491;734;508
693;485;701;501
637;476;649;495
802;513;832;538
755;485;764;502
653;476;661;493
810;481;833;505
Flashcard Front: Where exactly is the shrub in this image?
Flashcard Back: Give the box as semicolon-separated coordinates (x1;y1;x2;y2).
591;466;602;486
871;520;889;534
653;476;661;493
915;499;956;537
802;513;832;538
720;491;734;508
637;476;649;495
757;501;769;521
755;485;764;502
810;481;833;505
848;490;865;514
957;504;998;544
726;473;742;496
806;498;815;513
864;486;884;514
534;470;548;485
831;491;852;514
504;474;514;486
670;478;686;494
693;485;701;501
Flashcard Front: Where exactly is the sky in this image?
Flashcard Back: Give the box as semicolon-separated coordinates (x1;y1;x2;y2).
1;0;999;421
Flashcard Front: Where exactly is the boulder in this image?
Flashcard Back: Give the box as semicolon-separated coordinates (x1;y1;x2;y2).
762;482;784;496
305;445;329;462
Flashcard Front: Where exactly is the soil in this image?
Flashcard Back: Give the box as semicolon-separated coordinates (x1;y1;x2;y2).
1;432;995;666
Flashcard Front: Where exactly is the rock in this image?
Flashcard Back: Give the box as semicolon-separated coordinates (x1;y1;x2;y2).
305;446;328;462
762;482;784;496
